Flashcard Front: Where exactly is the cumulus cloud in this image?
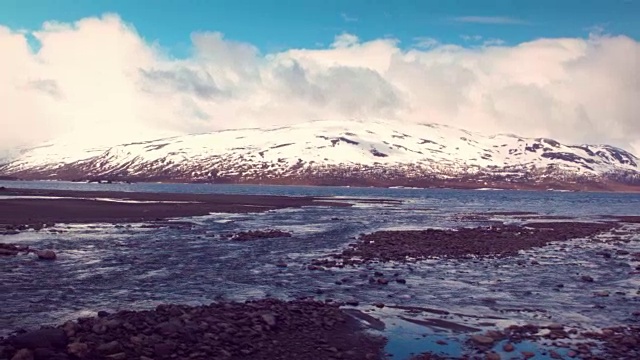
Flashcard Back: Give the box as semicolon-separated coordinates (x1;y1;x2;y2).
1;13;639;158
413;37;440;49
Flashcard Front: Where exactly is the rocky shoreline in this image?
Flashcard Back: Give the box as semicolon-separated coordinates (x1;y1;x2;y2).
0;299;385;360
3;300;639;360
309;221;621;268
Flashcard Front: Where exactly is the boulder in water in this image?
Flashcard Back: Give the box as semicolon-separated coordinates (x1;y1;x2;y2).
36;250;56;260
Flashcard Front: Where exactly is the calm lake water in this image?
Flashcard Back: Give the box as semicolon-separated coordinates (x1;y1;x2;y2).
1;180;640;359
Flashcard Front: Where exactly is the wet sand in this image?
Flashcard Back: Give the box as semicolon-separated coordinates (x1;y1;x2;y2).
0;187;349;227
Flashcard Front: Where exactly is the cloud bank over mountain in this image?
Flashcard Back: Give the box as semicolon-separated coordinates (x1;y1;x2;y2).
1;14;639;157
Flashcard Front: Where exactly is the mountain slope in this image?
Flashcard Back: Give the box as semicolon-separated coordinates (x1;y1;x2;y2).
1;120;639;191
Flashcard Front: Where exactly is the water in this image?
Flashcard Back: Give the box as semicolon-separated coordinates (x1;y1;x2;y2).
1;180;640;358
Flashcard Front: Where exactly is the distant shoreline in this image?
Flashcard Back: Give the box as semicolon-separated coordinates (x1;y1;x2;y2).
0;187;350;227
2;177;640;194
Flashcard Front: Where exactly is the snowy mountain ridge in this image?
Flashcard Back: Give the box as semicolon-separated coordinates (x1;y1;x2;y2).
1;119;639;191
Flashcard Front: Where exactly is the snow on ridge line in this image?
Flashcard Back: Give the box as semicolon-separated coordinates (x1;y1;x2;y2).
1;119;639;182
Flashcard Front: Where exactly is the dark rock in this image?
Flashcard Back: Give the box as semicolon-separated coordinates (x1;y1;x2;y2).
548;323;564;330
153;342;175;357
97;311;110;318
35;250;56;261
470;335;495;345
11;329;67;349
10;349;33;360
261;313;277;327
0;248;18;256
581;275;594;282
105;353;126;360
155;321;181;336
32;348;56;360
66;342;89;359
61;322;77;338
230;229;292;241
96;341;121;355
91;324;106;334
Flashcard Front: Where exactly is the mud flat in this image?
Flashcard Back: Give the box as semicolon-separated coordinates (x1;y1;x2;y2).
0;299;384;360
0;187;349;229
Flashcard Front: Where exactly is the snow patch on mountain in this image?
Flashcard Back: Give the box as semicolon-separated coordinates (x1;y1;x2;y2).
1;119;638;188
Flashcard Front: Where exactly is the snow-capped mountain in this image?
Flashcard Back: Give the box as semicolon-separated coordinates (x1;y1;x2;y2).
1;119;639;191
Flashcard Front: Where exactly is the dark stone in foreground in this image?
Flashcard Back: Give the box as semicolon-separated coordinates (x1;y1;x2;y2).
312;222;619;266
0;299;384;360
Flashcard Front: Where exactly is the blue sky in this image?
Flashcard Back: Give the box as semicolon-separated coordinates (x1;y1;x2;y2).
1;0;639;154
1;0;639;54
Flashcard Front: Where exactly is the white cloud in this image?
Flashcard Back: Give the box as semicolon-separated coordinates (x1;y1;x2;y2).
1;14;640;157
413;37;440;49
482;38;506;47
459;35;505;47
340;13;358;23
461;34;483;42
331;33;360;48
